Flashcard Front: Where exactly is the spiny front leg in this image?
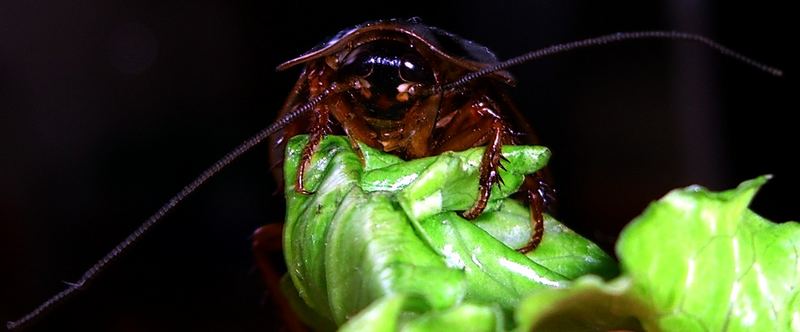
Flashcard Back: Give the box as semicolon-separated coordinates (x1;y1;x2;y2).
462;120;506;220
517;174;549;253
296;106;331;195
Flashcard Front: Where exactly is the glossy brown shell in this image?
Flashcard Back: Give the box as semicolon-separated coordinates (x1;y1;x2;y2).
276;18;515;85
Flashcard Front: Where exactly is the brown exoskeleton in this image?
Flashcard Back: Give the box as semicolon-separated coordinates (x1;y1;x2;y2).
7;17;781;331
268;18;551;252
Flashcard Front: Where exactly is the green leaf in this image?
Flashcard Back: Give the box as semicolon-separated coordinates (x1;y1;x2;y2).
401;303;504;332
281;136;797;331
513;276;647;332
339;294;505;332
325;189;466;324
337;295;417;332
618;175;800;331
513;176;800;332
419;209;567;311
281;135;616;329
283;136;362;320
471;200;618;280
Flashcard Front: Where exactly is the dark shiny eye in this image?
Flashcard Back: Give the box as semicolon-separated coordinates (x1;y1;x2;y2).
341;50;373;78
398;53;432;83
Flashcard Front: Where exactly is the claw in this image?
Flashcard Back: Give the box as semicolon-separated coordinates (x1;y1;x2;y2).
461;208;481;220
294;166;316;195
463;121;506;220
295;186;315;195
295;107;329;197
295;159;316;195
348;135;367;166
516;243;535;254
517;187;544;253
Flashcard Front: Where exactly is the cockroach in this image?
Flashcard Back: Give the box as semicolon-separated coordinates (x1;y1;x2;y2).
6;17;781;331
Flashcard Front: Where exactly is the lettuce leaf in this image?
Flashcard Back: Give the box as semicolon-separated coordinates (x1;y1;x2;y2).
514;176;800;332
281;135;615;329
280;136;798;331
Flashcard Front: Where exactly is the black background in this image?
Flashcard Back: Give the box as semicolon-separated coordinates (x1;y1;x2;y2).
1;1;794;331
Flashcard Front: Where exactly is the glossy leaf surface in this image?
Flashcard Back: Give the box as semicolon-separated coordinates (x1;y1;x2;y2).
282;135;614;329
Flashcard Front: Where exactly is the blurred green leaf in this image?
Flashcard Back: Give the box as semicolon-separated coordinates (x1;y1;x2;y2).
513;176;800;332
618;175;800;331
513;276;647;332
339;294;504;332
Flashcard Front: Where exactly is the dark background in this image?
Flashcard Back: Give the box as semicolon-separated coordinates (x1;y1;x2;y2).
1;1;793;331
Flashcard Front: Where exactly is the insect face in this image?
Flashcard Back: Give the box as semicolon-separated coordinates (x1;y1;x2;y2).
336;40;435;118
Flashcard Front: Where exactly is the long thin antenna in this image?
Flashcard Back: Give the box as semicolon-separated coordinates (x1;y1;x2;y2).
437;31;782;93
6;83;344;331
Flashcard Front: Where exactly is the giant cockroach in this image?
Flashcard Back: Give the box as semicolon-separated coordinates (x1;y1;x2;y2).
4;16;782;331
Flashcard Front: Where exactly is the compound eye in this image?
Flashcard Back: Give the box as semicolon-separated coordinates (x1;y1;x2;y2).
398;53;432;83
341;50;374;78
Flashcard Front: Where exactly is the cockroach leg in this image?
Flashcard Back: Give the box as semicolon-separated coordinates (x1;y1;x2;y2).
295;106;331;195
346;133;368;165
252;224;307;332
462;120;505;220
517;175;546;253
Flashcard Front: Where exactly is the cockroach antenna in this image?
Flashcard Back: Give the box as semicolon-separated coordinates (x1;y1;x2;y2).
434;31;782;94
5;82;348;330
